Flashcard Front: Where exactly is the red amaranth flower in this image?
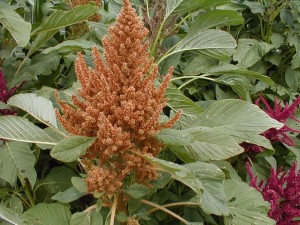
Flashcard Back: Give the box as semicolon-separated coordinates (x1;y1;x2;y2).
246;162;300;225
0;70;19;115
241;95;300;153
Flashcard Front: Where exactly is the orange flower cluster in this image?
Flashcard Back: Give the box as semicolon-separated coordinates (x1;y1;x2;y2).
57;0;180;200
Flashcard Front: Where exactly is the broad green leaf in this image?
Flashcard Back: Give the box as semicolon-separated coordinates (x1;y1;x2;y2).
155;128;193;146
165;0;184;20
167;30;236;60
71;177;87;193
0;142;36;187
208;63;274;86
166;86;203;128
193;100;283;143
243;1;265;15
171;127;244;161
224;180;275;225
0;116;57;145
28;5;98;56
190;10;244;33
233;39;273;68
24;203;71;225
0;204;25;225
51;187;86;203
147;157;229;216
183;55;219;75
8;93;58;128
20;52;61;77
0;3;31;47
0;102;10;110
32;5;98;35
42;40;100;54
291;51;300;69
50;136;95;162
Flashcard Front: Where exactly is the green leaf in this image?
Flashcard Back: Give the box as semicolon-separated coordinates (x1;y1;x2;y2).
8;93;58;128
51;187;86;203
171;127;244;162
71;177;88;193
190;10;244;33
233;39;273;68
0;142;36;187
32;5;98;35
183;55;219;75
146;157;229;216
224;180;275;225
28;5;98;56
207;63;274;86
291;51;300;69
0;116;57;145
166;86;203;128
24;203;71;225
193;99;283;143
50;136;95;162
155;128;194;146
42;40;101;54
170;30;236;60
243;1;265;15
20;52;61;77
0;3;31;47
285;68;300;91
125;183;152;199
0;204;25;225
70;210;103;225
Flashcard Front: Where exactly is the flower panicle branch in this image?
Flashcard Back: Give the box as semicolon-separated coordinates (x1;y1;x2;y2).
56;0;180;201
246;162;300;225
242;95;300;153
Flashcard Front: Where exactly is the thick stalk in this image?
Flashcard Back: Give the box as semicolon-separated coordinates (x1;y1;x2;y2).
18;176;35;208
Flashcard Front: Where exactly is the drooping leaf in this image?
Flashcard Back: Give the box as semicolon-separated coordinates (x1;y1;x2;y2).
0;3;31;47
233;39;273;68
169;30;236;60
8;93;58;128
166;86;203;128
0;142;36;187
190;10;244;33
50;136;95;162
70;210;103;225
51;187;86;203
42;40;101;54
24;203;71;225
125;183;152;199
0;116;57;145
170;127;244;162
193;99;283;143
146;157;229;216
224;180;275;225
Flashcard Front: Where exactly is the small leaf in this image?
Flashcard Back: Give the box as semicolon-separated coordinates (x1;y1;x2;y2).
71;177;88;193
8;93;58;128
50;136;95;162
0;204;25;225
51;187;86;203
0;142;36;187
24;203;71;225
125;183;152;199
0;3;31;47
0;116;57;145
285;68;300;91
233;39;273;68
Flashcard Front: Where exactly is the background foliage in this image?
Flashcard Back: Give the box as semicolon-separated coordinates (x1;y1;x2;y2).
0;0;300;224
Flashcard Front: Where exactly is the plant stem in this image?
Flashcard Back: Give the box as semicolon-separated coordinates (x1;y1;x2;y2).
18;176;35;207
146;201;199;214
141;199;191;225
150;19;166;57
109;195;118;225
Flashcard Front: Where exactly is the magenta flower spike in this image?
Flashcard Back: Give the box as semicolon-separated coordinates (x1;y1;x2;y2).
0;70;19;115
247;162;300;225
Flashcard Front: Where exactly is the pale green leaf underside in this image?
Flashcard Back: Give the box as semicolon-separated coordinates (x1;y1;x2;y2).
0;204;25;225
0;116;57;145
8;93;58;128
